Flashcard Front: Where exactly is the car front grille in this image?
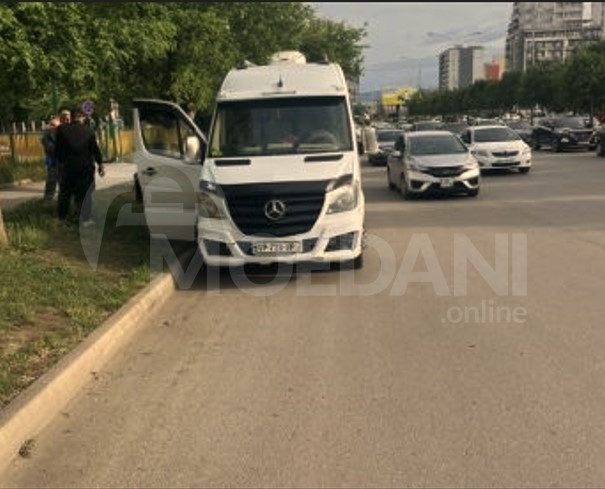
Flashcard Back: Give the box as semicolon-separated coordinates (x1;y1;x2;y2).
221;181;328;238
492;150;519;158
423;166;466;177
571;130;592;142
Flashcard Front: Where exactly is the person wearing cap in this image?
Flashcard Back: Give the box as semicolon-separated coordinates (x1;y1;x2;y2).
40;115;60;200
55;107;104;225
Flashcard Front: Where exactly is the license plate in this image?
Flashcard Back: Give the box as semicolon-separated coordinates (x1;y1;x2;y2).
251;241;302;255
440;178;454;188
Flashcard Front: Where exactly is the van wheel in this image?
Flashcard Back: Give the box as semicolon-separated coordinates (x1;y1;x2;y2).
336;253;364;270
519;167;530;174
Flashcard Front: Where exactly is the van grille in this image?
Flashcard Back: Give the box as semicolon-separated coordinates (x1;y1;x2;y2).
220;181;329;238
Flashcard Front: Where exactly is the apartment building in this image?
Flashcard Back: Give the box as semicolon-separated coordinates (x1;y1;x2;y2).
506;2;605;72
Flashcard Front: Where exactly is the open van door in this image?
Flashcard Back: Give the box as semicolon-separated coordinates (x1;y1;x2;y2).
132;99;207;241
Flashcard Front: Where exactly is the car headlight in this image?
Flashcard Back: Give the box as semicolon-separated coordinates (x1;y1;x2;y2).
522;147;531;156
463;161;479;170
197;180;224;219
471;149;490;158
327;181;359;214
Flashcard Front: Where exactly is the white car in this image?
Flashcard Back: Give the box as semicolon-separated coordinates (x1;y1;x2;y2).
387;131;481;198
460;125;532;174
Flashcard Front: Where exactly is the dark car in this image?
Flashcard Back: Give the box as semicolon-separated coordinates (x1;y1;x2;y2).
505;120;534;145
444;121;469;136
412;121;446;131
532;116;596;152
368;129;403;166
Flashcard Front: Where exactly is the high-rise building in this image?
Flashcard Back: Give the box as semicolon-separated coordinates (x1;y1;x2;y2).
439;46;485;90
506;2;605;72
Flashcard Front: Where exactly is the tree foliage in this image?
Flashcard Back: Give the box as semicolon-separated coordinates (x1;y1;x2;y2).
407;40;605;119
0;2;367;122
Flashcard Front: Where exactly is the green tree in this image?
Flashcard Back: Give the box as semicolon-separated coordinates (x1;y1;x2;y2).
562;41;605;118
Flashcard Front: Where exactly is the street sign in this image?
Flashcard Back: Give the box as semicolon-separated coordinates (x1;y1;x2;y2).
82;100;95;116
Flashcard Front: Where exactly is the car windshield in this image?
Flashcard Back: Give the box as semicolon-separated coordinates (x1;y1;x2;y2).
415;122;444;131
507;121;532;130
209;96;352;157
474;127;520;143
377;130;401;142
409;135;467;155
552;117;586;129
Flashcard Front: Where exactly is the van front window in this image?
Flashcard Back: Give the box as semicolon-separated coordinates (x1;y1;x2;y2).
209;96;352;157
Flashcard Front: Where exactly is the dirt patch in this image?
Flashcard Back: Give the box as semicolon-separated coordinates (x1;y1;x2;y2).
0;309;69;357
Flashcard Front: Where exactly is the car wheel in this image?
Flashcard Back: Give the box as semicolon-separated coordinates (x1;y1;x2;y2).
552;138;561;152
532;138;541;150
597;141;605;157
467;187;480;197
387;167;396;190
400;174;412;200
519;167;530;174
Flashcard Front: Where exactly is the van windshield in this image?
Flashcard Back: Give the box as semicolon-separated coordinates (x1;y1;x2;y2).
209;96;352;157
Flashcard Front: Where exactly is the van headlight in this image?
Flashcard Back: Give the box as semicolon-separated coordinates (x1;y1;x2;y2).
327;182;359;214
197;180;224;219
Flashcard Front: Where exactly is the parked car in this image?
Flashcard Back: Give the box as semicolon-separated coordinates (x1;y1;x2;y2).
470;118;504;127
133;51;365;269
504;120;533;145
532;116;596;152
460;125;531;174
411;120;446;131
386;131;480;199
368;129;404;166
444;121;469;136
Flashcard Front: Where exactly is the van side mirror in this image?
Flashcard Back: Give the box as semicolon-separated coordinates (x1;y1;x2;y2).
184;135;204;165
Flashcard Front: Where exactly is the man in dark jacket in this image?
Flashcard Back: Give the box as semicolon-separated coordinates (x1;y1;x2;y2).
55;108;104;224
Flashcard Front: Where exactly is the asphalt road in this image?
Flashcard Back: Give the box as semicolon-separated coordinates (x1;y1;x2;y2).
3;151;605;488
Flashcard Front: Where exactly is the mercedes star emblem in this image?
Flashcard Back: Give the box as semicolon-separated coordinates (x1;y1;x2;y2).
264;199;287;221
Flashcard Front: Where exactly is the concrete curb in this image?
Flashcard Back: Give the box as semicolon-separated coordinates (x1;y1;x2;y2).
0;271;177;475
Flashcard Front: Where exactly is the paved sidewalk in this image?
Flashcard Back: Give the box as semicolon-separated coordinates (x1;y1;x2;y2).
0;163;136;210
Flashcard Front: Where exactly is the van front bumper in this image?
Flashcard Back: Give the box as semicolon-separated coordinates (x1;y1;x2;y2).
197;207;364;267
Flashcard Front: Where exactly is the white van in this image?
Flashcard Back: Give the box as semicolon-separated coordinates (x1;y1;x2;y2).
133;52;365;269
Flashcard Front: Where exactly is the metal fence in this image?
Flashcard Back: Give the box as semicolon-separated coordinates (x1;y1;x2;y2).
0;129;134;184
0;129;134;164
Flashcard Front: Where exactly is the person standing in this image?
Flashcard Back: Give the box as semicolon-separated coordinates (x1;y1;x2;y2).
55;108;104;225
40;115;60;200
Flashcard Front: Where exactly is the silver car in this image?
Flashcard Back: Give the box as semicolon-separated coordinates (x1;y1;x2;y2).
386;131;481;199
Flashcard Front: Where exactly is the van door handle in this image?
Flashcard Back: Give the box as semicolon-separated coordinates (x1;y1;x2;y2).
142;167;157;176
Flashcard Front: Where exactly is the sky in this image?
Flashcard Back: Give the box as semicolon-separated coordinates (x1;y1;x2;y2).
312;2;513;92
